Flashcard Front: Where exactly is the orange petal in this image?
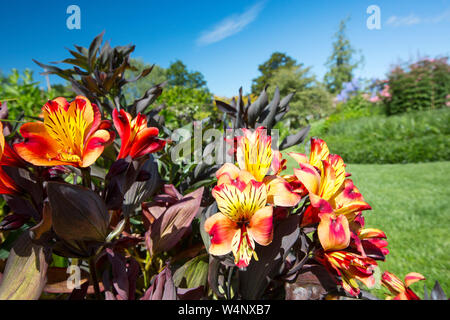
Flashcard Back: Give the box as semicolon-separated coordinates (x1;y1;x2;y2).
327;154;346;194
216;163;240;185
236;127;272;181
382;271;406;295
318;213;350;251
287;152;308;165
309;193;333;214
231;227;255;268
212;183;243;221
358;228;386;239
293;162;320;195
318;160;336;200
113;108;132;158
14;122;67;166
237;170;257;184
129;127;163;159
404;272;426;288
271;150;286;175
204;213;238;256
309;138;329;171
0;122;4;159
263;175;301;207
81;129;111;167
248;206;273;246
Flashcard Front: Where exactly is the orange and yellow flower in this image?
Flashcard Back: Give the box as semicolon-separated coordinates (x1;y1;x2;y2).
382;271;425;300
317;250;377;297
352;227;389;260
112;109;166;160
236;127;273;182
291;139;371;252
14;96;113;168
0;122;21;195
205;179;273;268
216;127;300;207
0;122;4;160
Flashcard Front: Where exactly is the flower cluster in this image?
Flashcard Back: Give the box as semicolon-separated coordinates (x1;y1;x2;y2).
205;127;299;268
205;130;425;299
0;96;431;300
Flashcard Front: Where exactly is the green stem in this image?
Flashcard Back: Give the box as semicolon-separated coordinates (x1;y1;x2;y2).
81;168;92;189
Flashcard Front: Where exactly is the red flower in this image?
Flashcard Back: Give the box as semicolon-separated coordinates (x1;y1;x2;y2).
14;96;113;167
113;109;165;160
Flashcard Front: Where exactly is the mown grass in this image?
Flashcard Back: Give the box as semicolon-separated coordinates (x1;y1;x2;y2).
284;156;450;299
300;108;450;164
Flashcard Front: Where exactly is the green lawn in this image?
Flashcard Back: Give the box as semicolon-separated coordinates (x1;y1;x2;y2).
285;157;450;298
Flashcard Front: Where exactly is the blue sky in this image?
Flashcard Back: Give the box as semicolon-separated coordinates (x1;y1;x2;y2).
1;0;449;96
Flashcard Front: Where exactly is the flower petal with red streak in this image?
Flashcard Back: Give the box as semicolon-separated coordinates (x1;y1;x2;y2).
271;150;286;175
82;129;112;167
404;272;426;288
14;122;68;166
263;175;301;207
204;213;238;256
309;138;330;171
248;206;273;246
287;152;308;165
216;163;240;185
318;213;350;251
293;162;321;195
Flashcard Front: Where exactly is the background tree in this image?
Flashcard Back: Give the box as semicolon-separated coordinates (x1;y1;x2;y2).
251;52;297;94
124;59;167;101
166;60;207;89
324;18;361;94
267;64;332;127
124;59;214;127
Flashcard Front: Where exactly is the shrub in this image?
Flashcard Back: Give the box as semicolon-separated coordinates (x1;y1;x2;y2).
308;108;450;164
325;94;384;130
384;57;450;115
157;85;217;129
0;69;70;119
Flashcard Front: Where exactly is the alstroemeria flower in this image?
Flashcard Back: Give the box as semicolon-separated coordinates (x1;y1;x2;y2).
288;138;348;197
205;179;273;268
0;122;4;160
236;127;273;182
0;123;23;195
216;127;300;207
112;109;166;160
352;227;389;260
295;158;370;251
317;250;377;297
14;96;113;167
289;138;330;174
382;271;425;300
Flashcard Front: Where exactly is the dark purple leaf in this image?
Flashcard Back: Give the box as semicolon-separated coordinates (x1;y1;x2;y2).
238;214;300;299
147;187;204;254
47;182;110;243
141;266;177;300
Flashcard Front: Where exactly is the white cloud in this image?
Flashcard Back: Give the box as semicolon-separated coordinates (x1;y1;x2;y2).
386;9;450;27
197;2;265;46
386;14;421;27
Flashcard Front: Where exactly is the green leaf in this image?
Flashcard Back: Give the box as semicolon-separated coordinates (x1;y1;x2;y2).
173;254;209;289
0;232;51;300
